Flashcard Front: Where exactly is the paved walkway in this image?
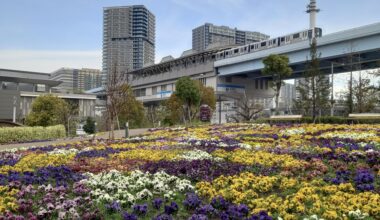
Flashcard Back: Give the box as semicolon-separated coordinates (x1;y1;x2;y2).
0;128;150;150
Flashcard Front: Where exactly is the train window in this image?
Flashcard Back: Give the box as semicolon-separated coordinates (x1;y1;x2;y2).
226;52;229;55
293;33;300;38
250;45;254;49
234;49;239;53
280;37;285;42
261;42;266;47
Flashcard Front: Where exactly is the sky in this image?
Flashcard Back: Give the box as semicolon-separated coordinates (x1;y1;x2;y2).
0;0;380;76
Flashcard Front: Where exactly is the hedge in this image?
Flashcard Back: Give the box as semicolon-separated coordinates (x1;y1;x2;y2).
255;116;380;124
0;125;66;144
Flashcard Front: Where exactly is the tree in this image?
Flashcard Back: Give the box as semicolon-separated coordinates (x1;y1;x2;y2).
197;81;216;111
175;76;201;123
118;85;146;128
228;93;263;122
295;39;330;121
105;62;130;139
348;75;378;113
83;117;96;134
262;54;292;114
25;95;74;131
146;105;166;127
164;94;184;125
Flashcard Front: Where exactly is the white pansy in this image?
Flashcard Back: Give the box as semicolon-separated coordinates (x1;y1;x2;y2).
303;214;324;220
177;149;217;161
280;128;305;136
47;148;78;155
238;143;253;150
81;170;193;204
348;209;369;219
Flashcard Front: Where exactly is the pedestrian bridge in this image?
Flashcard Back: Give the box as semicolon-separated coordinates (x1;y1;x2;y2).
215;22;380;78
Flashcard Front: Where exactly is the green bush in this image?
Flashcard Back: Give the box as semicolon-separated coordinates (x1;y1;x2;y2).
83;117;96;134
0;125;66;144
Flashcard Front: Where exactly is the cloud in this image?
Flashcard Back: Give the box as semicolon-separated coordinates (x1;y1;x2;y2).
0;50;101;73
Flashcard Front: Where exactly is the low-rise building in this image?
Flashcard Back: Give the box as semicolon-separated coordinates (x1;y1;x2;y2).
0;68;96;122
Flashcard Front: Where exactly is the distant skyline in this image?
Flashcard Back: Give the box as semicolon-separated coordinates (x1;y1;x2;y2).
0;0;380;73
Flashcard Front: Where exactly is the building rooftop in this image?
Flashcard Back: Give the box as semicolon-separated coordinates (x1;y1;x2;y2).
0;68;61;87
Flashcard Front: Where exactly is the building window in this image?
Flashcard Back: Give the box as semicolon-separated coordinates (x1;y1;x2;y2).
225;77;232;83
199;78;206;86
134;88;146;97
161;84;167;92
152;86;157;95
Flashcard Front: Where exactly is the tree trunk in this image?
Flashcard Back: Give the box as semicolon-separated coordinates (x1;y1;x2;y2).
275;82;281;115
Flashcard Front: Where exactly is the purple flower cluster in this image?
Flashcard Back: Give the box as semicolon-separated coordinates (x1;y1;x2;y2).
152;213;173;220
324;170;351;185
0;211;37;220
122;211;138;220
247;211;273;220
133;203;148;216
141;160;248;182
153;198;164;210
164;202;179;215
15;182;97;219
0;165;85;186
0;153;20;166
75;147;125;158
105;201;122;213
183;193;202;210
354;169;375;191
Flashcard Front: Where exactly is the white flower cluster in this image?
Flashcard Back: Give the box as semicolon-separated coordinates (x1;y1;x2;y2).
302;215;324;220
81;170;193;205
47;148;78;155
347;209;369;219
280;128;305;136
177;149;222;161
238;143;253;150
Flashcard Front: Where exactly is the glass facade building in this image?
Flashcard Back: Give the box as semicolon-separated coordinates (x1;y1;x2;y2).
102;5;155;84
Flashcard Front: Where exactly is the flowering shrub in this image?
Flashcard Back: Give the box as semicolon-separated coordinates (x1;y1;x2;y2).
1;123;380;219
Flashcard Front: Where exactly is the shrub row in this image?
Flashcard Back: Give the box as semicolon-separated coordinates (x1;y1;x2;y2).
256;116;380;124
0;125;66;144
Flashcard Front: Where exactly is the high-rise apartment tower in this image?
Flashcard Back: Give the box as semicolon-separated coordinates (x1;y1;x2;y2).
102;5;155;84
192;23;269;52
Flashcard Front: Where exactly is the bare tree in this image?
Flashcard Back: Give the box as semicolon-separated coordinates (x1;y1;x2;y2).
104;62;130;139
229;93;263;122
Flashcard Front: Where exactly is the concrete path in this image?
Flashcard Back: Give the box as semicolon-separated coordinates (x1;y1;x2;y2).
0;128;150;150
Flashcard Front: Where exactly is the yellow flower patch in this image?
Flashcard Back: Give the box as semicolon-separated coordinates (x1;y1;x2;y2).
0;186;19;214
0;153;75;174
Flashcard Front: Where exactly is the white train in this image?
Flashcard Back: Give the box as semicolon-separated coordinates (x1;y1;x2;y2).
215;27;322;60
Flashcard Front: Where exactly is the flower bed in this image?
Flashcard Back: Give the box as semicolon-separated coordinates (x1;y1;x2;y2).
0;123;379;219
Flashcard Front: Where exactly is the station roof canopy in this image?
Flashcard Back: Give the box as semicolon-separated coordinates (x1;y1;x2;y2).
0;68;61;87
